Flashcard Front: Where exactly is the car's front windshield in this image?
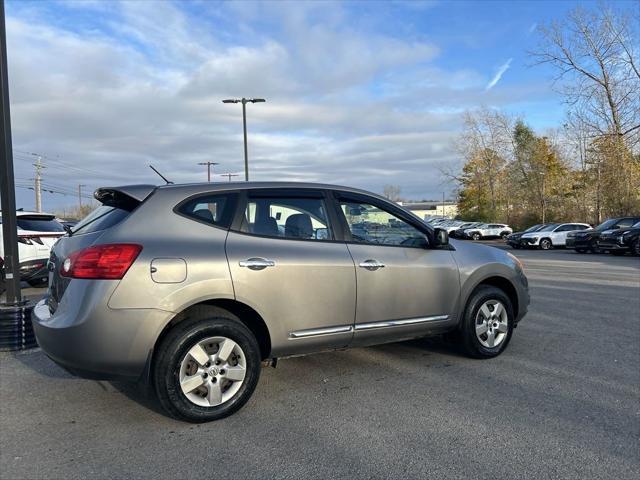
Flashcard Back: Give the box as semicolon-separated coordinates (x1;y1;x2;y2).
524;224;542;233
538;223;559;232
632;221;640;228
595;219;618;231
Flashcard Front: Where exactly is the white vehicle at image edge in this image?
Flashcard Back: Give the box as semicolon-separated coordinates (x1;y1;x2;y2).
463;224;512;240
520;223;591;250
0;211;65;292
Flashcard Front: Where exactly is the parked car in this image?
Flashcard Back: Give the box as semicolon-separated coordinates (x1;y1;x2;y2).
569;217;640;253
463;223;512;241
505;224;547;249
598;220;640;256
444;221;475;235
0;211;65;292
450;222;482;239
520;223;591;250
32;182;530;422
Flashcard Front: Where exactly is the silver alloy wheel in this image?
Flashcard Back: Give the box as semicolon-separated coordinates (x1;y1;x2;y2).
179;336;247;407
540;239;551;250
475;300;509;348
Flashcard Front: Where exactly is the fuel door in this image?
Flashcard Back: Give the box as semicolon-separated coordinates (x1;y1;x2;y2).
150;258;187;284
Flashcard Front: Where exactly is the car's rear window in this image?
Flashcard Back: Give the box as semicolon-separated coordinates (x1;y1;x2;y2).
16;216;64;232
71;206;130;235
177;193;237;228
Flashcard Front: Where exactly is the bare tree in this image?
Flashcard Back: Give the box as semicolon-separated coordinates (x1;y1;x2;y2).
382;185;402;202
531;4;640;147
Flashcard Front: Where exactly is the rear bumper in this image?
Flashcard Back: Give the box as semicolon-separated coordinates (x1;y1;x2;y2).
32;291;172;381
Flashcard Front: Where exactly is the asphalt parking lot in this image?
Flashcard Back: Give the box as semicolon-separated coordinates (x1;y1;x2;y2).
1;247;639;480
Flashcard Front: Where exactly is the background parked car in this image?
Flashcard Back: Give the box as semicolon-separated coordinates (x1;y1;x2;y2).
520;223;591;250
463;223;512;240
0;211;65;291
598;220;640;256
450;222;482;239
569;217;640;253
506;224;547;249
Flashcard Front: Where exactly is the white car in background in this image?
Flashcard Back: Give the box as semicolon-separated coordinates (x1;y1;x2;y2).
0;211;65;291
463;223;512;240
520;222;591;250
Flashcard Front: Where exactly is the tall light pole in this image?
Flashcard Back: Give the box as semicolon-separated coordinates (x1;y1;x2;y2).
222;98;265;181
198;161;219;182
32;155;45;212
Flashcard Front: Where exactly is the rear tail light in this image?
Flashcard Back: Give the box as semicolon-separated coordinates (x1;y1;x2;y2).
60;243;142;279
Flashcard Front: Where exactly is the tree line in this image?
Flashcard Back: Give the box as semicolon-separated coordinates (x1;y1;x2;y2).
449;3;639;229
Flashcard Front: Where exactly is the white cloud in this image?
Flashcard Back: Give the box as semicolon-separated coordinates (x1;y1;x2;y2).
485;58;513;91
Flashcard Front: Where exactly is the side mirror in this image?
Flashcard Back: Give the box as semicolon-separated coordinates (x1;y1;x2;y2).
315;228;329;240
434;228;449;247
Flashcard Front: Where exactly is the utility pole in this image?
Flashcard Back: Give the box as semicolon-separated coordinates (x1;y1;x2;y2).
220;173;239;182
222;98;266;181
197;161;219;182
33;155;44;212
78;184;86;214
442;192;445;218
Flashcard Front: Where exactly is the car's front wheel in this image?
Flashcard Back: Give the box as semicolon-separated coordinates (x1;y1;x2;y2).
153;308;261;423
539;238;552;250
472;233;481;241
458;286;514;358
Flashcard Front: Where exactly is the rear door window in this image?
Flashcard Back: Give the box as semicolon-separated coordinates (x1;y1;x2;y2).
71;206;131;235
240;193;333;241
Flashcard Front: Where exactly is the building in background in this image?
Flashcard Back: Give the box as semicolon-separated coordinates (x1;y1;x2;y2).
398;201;458;220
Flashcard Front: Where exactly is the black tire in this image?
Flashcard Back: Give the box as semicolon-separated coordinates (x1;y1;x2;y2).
632;239;640;257
589;240;600;254
500;232;509;240
511;244;521;250
539;238;552;250
575;248;587;253
153;306;261;423
457;286;514;359
472;233;481;241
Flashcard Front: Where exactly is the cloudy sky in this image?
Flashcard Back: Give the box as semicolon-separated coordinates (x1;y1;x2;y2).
5;0;608;211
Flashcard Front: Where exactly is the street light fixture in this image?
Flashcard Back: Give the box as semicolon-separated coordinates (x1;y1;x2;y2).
222;98;265;181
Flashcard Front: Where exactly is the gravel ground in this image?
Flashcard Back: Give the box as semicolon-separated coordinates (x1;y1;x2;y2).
1;248;639;480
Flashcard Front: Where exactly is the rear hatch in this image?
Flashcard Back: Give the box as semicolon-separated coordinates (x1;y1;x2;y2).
16;214;65;260
47;185;155;312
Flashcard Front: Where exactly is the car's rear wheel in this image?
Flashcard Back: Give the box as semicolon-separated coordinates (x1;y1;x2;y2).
458;286;514;358
153;308;261;422
500;232;509;240
539;238;552;250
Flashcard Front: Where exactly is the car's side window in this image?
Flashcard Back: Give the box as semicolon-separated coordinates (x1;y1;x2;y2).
178;193;234;227
240;195;333;241
616;219;634;228
556;225;571;232
339;199;428;247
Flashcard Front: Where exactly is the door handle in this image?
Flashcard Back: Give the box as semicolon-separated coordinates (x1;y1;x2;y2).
359;259;385;271
239;258;276;270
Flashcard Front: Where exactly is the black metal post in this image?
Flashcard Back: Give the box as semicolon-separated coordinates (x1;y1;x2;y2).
0;0;22;306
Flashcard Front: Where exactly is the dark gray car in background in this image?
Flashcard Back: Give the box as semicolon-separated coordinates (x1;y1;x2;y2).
32;182;529;422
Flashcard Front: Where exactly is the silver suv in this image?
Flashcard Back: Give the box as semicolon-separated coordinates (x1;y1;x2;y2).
33;182;529;422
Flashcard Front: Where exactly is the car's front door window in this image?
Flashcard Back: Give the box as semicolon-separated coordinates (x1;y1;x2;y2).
339;201;428;247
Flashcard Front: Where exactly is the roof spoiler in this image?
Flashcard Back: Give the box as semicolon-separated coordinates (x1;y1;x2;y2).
94;184;156;210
